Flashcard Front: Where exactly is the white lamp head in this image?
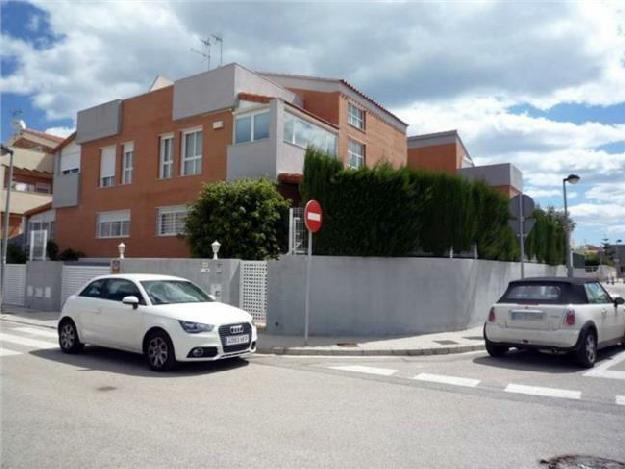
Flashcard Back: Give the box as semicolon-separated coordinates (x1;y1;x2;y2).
118;242;126;259
211;240;221;260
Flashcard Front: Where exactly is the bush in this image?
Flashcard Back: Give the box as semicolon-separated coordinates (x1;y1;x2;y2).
46;240;59;260
6;243;27;264
525;208;567;265
185;178;291;260
58;248;85;261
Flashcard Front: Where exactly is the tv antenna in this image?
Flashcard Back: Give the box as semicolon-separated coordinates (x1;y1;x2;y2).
11;110;26;135
190;33;223;71
211;34;223;67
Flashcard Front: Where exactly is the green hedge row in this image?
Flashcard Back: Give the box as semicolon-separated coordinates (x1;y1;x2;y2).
525;208;567;265
300;149;564;263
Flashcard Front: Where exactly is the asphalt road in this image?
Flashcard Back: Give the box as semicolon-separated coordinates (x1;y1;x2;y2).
1;320;625;469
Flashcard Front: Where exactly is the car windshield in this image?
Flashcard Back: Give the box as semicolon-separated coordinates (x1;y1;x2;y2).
141;280;213;305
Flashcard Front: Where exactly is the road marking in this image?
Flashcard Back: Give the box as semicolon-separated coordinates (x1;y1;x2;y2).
583;350;625;381
0;347;22;357
413;373;480;388
0;332;57;350
505;384;581;400
616;395;625;406
329;365;397;376
13;326;58;339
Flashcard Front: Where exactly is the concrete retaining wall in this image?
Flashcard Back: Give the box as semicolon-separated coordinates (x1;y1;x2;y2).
119;258;241;306
266;256;567;337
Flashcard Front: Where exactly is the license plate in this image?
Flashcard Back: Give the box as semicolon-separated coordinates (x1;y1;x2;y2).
225;334;250;346
511;312;543;321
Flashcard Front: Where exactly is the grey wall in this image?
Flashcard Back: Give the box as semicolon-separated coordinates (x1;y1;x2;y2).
266;256;567;337
173;65;237;121
52;172;80;208
75;100;122;144
25;261;63;311
119;258;241;306
459;163;523;192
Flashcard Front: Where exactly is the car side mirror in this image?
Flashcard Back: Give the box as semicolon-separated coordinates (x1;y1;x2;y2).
614;296;625;306
208;294;217;302
122;296;140;309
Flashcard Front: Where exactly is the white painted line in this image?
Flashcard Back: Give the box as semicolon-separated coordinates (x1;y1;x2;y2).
616;395;625;406
0;332;57;350
413;373;480;388
307;212;321;222
0;347;22;357
583;350;625;381
329;365;397;376
13;326;57;339
505;384;581;400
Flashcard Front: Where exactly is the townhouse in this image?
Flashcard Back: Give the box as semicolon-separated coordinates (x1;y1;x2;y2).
52;63;408;258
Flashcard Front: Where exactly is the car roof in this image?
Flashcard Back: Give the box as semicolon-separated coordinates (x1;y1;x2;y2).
92;273;189;282
509;276;594;285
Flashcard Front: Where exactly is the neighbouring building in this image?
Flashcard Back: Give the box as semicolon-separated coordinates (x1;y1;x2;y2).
406;130;523;198
53;63;408;258
1;127;60;243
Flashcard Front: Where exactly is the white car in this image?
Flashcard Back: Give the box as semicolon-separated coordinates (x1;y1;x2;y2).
58;274;257;371
484;277;625;368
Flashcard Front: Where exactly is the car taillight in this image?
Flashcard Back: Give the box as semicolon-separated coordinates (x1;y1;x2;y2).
488;307;496;322
565;309;575;326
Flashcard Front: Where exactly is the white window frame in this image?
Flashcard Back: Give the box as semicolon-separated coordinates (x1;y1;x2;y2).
156;205;188;237
181;127;203;176
234;109;270;145
348;139;365;169
282;111;338;156
100;146;116;188
348;103;365;130
159;133;174;179
122;142;133;185
96;210;130;239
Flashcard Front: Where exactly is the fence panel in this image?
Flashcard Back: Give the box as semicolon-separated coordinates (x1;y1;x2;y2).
61;265;110;306
3;264;26;306
239;261;267;324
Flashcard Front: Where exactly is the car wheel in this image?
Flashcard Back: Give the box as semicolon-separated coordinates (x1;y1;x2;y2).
58;319;83;354
575;329;597;368
145;331;176;372
485;341;508;358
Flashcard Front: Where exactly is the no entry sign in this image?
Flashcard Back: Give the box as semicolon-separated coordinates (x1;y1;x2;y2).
304;199;323;233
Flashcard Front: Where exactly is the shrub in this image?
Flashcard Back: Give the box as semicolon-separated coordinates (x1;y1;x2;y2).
525;207;567;265
6;243;27;264
58;248;85;261
185;178;291;260
46;240;59;261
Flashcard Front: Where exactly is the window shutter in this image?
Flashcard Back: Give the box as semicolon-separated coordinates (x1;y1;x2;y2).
60;145;80;173
100;146;116;178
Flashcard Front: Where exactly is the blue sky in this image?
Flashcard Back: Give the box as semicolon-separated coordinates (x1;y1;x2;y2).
1;0;624;246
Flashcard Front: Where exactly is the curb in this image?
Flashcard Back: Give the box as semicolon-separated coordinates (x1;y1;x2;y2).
0;315;57;330
256;343;484;357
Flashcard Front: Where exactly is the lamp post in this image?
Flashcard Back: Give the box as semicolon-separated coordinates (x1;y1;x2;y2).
0;144;15;311
562;174;580;278
211;240;221;260
118;242;126;259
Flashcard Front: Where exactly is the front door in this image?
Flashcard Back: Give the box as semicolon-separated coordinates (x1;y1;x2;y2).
585;282;618;343
99;278;144;351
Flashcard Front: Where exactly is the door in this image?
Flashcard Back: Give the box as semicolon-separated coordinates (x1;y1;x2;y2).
75;278;109;344
584;282;618;343
98;278;145;351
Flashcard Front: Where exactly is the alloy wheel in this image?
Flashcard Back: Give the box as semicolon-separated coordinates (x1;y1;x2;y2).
585;334;596;364
60;323;76;350
148;337;169;368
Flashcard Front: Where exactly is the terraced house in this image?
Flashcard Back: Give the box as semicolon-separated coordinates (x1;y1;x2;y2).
52;63;408;258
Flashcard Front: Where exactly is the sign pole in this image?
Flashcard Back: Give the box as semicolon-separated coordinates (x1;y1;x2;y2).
304;231;312;346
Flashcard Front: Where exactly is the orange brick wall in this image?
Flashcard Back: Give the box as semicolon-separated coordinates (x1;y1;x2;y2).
55;86;233;258
407;143;459;174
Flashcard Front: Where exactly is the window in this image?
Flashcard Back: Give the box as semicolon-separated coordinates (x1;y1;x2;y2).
122;142;133;184
505;284;562;301
159;134;174;179
584;283;611;304
157;206;187;236
348;140;365;169
100;146;116;187
141;280;213;305
60;145;80;174
11;181;51;193
97;210;130;238
80;279;106;298
283;112;337;155
35;182;52;193
104;278;144;303
348;103;365;130
181;128;202;176
234;111;270;144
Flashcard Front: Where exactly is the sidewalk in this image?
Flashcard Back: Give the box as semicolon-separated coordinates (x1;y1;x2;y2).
0;306;485;356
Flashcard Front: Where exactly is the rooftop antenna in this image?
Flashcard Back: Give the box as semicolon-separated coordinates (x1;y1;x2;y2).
190;36;211;71
11;110;26;136
211;34;223;66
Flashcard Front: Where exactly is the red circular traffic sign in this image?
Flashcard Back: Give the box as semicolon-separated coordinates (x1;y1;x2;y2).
304;199;323;233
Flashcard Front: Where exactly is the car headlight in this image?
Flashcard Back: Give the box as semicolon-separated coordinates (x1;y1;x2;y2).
179;321;215;333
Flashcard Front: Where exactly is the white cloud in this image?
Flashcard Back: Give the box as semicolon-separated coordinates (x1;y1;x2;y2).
44;126;74;138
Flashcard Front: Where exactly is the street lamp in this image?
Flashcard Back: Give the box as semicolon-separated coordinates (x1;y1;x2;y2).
563;174;580;278
0;144;15;311
211;240;221;260
118;242;126;259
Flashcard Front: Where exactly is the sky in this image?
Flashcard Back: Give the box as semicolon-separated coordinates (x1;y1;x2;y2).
1;0;624;246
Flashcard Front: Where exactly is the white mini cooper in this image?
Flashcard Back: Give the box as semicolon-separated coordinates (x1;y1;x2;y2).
58;274;257;371
484;277;625;368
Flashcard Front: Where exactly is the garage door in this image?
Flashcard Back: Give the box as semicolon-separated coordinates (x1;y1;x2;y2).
61;265;110;306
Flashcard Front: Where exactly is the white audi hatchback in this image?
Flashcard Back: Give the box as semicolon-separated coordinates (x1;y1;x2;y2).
484;277;625;368
58;274;257;371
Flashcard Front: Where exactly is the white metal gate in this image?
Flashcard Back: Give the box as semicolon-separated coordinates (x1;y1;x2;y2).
3;264;26;306
239;261;267;324
61;265;110;306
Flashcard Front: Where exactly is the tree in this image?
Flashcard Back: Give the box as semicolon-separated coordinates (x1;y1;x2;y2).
185;178;291;260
